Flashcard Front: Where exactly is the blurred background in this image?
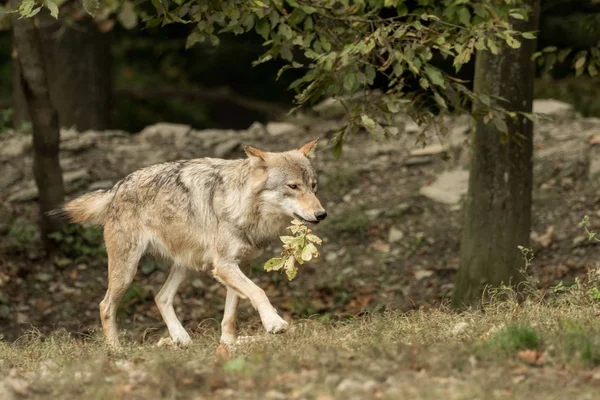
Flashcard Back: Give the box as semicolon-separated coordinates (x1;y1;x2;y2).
1;0;600;342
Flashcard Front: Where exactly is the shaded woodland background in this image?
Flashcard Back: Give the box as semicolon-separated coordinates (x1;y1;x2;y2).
2;0;600;341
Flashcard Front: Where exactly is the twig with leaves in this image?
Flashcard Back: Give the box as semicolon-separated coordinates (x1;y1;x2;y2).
264;219;322;280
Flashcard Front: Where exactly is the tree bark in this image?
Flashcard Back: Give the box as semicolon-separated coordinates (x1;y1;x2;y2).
13;11;111;131
12;7;65;252
451;1;541;309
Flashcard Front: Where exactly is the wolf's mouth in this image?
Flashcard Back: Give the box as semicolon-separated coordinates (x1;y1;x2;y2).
293;214;319;225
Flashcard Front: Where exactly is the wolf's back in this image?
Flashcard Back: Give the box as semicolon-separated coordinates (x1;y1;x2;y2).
63;189;115;225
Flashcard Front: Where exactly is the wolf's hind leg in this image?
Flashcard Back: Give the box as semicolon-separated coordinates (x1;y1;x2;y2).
155;267;191;345
220;287;239;344
100;232;145;347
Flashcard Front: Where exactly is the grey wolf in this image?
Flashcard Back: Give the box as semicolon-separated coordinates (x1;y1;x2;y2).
61;139;327;347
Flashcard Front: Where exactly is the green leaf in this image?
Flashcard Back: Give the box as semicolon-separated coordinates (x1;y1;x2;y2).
45;0;59;19
492;115;508;134
256;18;270;40
361;114;386;139
575;56;586;71
458;7;471;26
81;0;99;17
424;65;445;87
118;1;138;30
521;32;536;40
343;72;356;91
397;4;408;16
320;35;331;52
434;92;447;109
333;136;343;159
264;257;284;272
186;32;205;49
589;64;598;77
509;12;525;20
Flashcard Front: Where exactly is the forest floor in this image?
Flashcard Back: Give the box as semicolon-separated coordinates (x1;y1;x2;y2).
1;98;600;397
1;295;600;399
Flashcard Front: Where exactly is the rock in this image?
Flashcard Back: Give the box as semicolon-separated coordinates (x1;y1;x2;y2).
336;378;364;393
388;227;405;243
88;180;114;191
266;122;301;136
404;155;432;166
64;169;89;185
533;99;575;119
451;321;469;336
414;269;434;280
365;209;382;219
0;136;31;159
246;121;267;136
312;97;346;118
64;170;90;193
0;164;22;190
410;142;445;156
419;169;469;205
213;139;241;158
589;146;600;183
8;185;38;203
138;123;191;148
265;390;286;400
60;135;95;152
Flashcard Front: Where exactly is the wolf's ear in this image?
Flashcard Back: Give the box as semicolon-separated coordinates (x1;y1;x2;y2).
243;145;267;165
298;138;319;158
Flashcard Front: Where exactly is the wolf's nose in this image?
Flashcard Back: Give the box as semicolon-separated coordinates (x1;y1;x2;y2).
315;210;328;221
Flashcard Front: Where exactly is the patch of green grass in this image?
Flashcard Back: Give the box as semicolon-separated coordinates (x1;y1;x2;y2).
482;323;541;357
49;223;106;259
558;319;600;367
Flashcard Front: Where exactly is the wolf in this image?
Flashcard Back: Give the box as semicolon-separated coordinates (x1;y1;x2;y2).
61;139;327;347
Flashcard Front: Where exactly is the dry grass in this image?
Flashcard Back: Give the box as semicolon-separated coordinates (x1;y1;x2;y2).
1;284;600;400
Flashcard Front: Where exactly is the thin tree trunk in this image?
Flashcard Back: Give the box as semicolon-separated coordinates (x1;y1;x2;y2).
12;7;65;252
13;11;111;131
452;1;541;309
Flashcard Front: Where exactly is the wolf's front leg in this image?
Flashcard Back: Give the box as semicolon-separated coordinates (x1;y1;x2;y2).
214;263;288;334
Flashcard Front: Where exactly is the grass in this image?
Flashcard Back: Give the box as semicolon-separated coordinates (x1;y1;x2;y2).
1;294;600;399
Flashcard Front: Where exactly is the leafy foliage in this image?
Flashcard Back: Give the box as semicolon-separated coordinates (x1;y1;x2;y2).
17;0;541;150
264;219;322;280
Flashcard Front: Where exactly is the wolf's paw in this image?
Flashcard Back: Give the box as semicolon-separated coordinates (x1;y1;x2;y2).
172;332;192;346
262;313;289;334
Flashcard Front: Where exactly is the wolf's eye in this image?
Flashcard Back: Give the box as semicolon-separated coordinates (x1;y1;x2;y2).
288;184;299;190
312;182;317;190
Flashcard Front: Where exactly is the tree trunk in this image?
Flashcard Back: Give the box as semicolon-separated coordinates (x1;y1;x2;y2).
451;1;541;309
13;11;111;131
12;8;65;252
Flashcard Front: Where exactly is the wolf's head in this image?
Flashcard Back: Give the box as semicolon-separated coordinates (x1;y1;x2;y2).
244;139;327;224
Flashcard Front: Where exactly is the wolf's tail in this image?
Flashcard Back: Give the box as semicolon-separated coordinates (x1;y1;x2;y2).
61;189;115;225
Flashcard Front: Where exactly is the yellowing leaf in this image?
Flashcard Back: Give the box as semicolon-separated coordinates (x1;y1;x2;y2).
284;257;297;280
301;243;318;261
264;257;284;271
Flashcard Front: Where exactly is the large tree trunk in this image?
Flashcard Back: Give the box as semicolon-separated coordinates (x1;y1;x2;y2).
451;1;541;309
12;8;65;252
13;11;111;131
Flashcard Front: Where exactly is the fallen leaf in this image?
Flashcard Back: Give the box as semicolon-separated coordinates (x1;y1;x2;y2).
531;225;554;248
517;349;545;366
369;240;390;253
